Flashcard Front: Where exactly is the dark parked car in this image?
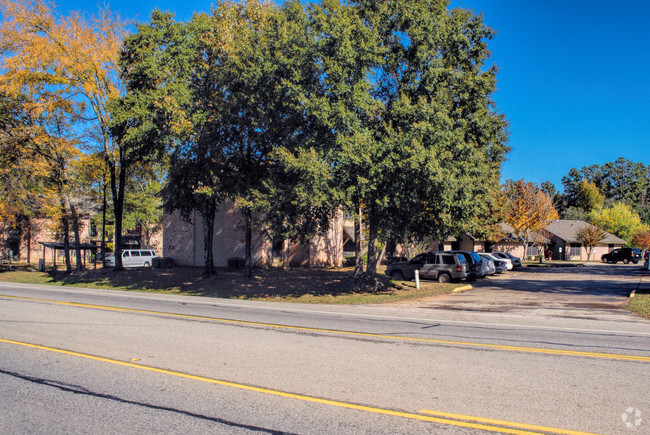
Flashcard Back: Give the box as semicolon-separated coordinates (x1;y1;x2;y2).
385;252;469;283
449;250;488;279
601;247;642;264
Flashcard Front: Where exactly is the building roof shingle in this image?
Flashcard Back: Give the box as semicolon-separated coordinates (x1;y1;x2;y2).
544;220;627;245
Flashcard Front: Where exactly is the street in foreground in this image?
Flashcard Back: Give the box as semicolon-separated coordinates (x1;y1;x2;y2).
0;267;648;434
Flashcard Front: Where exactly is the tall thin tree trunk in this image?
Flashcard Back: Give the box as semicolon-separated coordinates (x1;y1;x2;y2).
60;200;71;273
353;203;363;277
377;242;387;267
70;203;83;271
366;209;380;276
101;181;107;268
202;199;216;277
109;154;127;271
26;224;31;264
282;239;289;269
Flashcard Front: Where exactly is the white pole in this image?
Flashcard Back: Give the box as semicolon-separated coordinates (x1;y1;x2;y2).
415;269;420;289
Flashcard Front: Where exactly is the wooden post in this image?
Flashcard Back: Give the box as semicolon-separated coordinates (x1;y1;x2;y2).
415;269;420;289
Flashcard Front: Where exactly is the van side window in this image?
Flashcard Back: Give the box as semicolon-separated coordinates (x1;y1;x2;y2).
122;251;130;257
131;251;140;256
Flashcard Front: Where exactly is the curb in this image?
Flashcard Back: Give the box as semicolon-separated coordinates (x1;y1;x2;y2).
453;285;473;293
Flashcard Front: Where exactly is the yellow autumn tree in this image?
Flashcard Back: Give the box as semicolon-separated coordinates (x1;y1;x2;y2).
0;0;127;270
504;179;559;259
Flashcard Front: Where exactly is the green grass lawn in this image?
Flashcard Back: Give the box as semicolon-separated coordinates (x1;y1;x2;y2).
627;290;650;319
0;264;464;305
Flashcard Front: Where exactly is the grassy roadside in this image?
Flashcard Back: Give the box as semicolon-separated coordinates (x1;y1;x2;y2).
0;265;463;305
627;290;650;319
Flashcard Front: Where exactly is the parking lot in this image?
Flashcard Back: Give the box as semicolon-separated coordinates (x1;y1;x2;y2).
413;263;647;320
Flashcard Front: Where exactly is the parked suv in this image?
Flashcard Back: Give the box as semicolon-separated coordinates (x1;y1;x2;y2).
385;252;469;283
601;247;642;264
449;250;488;280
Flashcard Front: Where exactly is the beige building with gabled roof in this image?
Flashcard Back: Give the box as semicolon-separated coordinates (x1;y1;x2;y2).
545;219;627;261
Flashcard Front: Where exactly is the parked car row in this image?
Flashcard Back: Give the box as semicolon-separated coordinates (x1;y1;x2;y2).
385;250;521;283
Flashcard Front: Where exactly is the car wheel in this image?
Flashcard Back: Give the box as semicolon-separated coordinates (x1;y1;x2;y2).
143;261;151;268
437;273;451;283
633;260;639;264
391;271;405;281
623;259;629;264
601;257;607;263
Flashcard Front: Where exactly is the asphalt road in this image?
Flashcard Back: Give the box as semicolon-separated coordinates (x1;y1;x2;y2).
406;262;646;319
0;267;649;434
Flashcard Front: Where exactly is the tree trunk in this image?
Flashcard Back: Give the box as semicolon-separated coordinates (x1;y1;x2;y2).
201;200;217;277
523;242;528;262
26;224;31;264
522;230;529;263
282;239;289;269
377;242;387;267
140;221;149;249
101;181;107;268
366;210;380;276
60;201;71;273
112;194;124;270
244;210;253;279
70;203;83;271
109;153;127;271
353;204;363;277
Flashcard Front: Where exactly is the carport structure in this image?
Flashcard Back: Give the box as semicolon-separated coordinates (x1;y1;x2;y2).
38;241;99;270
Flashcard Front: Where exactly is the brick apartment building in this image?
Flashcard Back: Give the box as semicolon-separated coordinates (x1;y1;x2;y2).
0;217;92;264
161;202;344;268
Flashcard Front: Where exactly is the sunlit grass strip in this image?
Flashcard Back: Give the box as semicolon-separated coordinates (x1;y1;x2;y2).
627;292;650;319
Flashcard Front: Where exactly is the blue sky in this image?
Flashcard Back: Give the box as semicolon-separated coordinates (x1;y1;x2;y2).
57;0;650;190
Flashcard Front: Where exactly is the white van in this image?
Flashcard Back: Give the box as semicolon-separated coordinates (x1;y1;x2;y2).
105;249;156;268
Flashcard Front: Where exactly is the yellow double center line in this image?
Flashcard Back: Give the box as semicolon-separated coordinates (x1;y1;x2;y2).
2;293;650;362
0;337;596;434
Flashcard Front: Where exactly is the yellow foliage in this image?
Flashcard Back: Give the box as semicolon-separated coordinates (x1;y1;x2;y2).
0;0;125;236
505;179;559;238
0;0;126;155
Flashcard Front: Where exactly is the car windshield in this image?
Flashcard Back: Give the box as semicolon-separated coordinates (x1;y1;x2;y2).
470;252;482;263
